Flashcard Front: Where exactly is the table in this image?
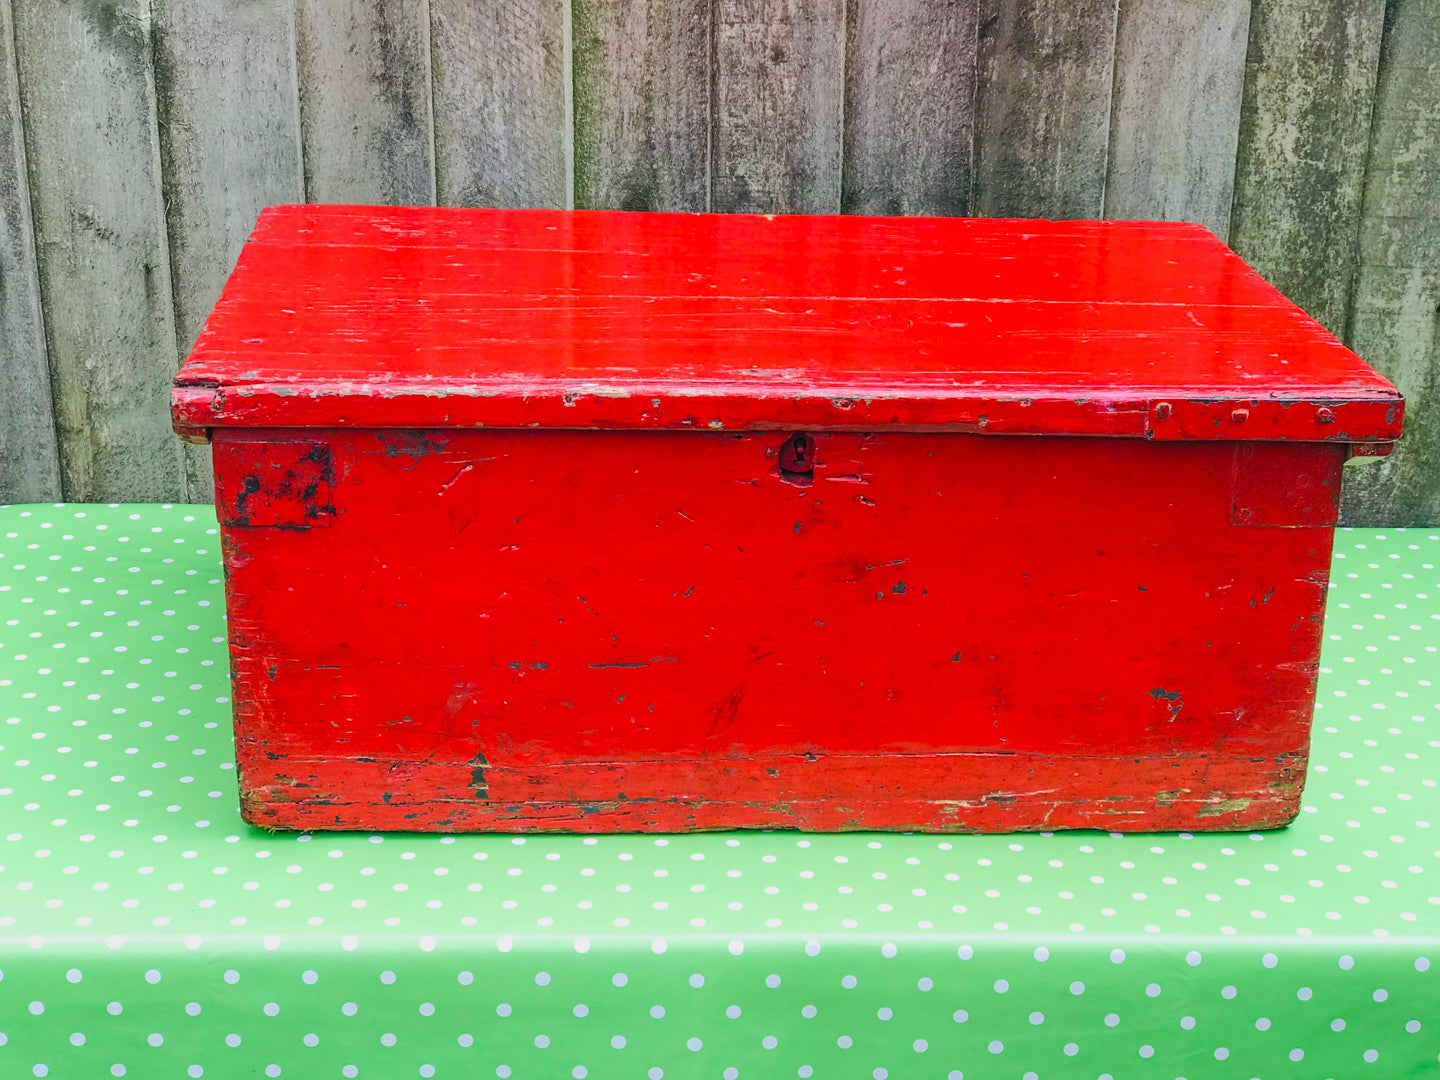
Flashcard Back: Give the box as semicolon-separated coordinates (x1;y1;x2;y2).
1;502;1435;1079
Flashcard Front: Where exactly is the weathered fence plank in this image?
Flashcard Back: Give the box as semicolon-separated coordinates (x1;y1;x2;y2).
1229;0;1385;337
573;0;709;211
1104;0;1250;237
430;0;568;208
712;0;845;214
1341;0;1440;527
973;0;1120;219
295;0;436;205
11;0;183;502
0;0;58;503
842;0;978;216
154;0;304;502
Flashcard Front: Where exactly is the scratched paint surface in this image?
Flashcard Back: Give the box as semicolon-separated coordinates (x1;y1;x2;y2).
0;504;1436;1078
171;206;1404;443
214;431;1343;832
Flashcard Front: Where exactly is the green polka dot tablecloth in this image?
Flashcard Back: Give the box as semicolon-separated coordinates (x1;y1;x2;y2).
0;503;1436;1080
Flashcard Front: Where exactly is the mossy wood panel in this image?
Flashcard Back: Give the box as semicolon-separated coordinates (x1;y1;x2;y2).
430;0;569;209
1341;0;1440;527
294;0;437;206
12;0;183;502
712;0;846;214
972;0;1120;218
842;0;978;217
1229;0;1386;338
1104;0;1250;237
573;0;709;212
0;0;57;502
153;0;305;503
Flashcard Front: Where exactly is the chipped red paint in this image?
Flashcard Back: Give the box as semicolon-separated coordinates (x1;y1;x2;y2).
175;207;1403;832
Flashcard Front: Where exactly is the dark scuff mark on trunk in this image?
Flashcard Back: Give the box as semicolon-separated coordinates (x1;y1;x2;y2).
233;474;261;522
469;749;489;799
1149;686;1185;720
379;430;448;462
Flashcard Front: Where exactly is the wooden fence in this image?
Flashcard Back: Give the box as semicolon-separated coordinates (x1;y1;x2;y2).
1;0;1435;524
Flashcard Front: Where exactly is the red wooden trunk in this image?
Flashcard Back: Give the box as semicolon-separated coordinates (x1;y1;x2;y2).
173;206;1403;832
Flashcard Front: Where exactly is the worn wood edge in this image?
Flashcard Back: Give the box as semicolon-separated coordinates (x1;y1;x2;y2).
168;381;1402;444
236;787;1304;834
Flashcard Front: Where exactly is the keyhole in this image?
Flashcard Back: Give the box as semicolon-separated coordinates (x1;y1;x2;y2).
778;432;815;485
